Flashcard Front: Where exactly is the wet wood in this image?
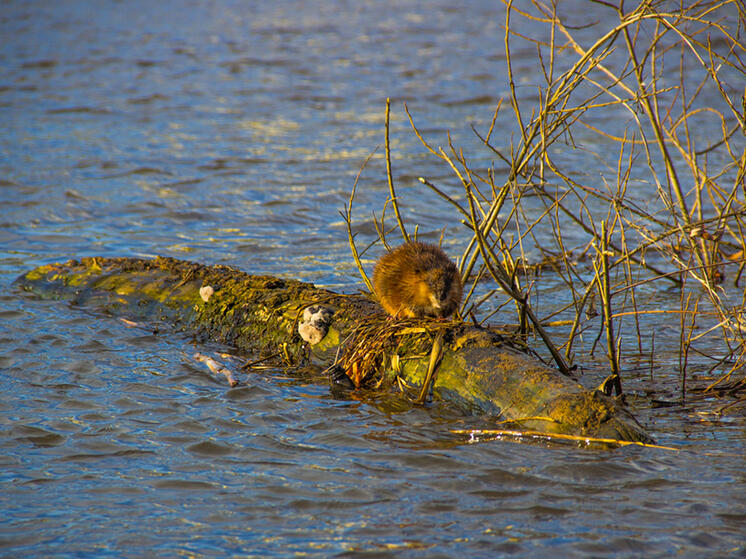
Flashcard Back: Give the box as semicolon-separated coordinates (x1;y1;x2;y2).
16;255;654;443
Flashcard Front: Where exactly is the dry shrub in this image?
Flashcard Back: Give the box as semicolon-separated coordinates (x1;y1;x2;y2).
350;1;746;400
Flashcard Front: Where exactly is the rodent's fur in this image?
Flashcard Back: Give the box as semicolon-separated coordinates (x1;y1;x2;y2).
373;242;462;318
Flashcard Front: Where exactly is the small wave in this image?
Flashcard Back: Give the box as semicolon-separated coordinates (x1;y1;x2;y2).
47;106;111;115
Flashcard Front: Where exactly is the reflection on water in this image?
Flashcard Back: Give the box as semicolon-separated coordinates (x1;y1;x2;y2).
1;1;744;557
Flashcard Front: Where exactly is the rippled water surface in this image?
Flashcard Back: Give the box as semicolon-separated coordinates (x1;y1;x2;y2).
1;1;745;557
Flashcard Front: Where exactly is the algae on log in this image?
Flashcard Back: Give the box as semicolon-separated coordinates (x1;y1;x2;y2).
16;256;654;443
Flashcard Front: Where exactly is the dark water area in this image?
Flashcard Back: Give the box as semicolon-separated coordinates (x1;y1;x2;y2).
1;1;745;557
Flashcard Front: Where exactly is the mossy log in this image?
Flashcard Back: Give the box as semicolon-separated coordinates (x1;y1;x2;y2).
16;256;654;443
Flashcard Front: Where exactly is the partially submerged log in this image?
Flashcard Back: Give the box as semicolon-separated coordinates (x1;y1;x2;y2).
16;256;654;443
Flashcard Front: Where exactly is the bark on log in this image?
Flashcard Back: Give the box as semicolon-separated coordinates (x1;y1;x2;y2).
16;256;654;443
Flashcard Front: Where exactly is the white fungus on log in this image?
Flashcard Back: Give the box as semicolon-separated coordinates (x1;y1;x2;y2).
199;285;214;302
298;305;334;345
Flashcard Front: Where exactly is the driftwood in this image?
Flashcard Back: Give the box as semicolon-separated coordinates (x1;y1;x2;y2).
16;256;654;443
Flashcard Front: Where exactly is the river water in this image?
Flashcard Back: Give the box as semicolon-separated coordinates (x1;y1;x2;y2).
1;1;744;557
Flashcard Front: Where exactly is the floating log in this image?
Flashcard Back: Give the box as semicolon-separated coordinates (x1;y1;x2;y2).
15;256;654;443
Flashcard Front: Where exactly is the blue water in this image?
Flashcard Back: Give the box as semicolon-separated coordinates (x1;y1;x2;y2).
1;1;745;557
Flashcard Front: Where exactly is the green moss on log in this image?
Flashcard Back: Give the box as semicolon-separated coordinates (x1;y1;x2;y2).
16;255;654;443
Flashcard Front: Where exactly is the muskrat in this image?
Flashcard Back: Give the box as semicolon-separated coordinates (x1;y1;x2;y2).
373;241;462;319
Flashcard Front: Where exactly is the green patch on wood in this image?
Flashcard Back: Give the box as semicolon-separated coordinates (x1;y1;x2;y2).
15;255;655;444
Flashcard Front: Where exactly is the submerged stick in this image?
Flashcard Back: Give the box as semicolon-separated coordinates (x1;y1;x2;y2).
194;352;239;387
453;429;678;451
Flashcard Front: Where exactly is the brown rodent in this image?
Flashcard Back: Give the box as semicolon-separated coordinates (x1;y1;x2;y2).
373;242;462;318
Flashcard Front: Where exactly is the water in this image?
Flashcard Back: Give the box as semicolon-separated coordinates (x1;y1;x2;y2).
1;1;745;557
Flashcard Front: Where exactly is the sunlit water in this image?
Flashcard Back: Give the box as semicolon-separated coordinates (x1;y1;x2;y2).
1;1;744;557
